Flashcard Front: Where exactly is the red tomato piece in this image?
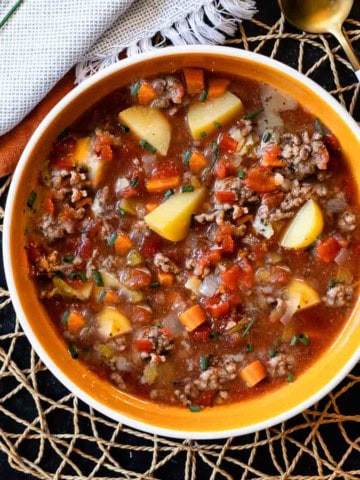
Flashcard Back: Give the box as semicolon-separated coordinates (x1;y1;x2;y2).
204;297;230;318
244;168;278;193
190;323;211;343
238;257;254;288
261;143;284;167
140;233;162;259
213;158;236;179
134;339;154;352
220;264;242;291
316;237;341;263
215;191;236;203
120;186;138;198
221;235;234;253
218;133;238;152
76;237;93;260
100;144;113;162
152;161;180;178
196;248;222;274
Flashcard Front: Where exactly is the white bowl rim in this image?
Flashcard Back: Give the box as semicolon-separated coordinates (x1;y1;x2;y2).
3;45;360;440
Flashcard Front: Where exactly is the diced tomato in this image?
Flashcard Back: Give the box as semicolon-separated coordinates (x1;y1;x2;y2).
215;191;236;203
100;144;113;161
119;186;138;198
261;143;284;167
197;390;215;407
26;242;42;263
133;339;154;352
220;264;242;291
221;235;234;253
67;278;84;290
204;297;230;318
226;290;243;306
269;266;292;285
213;158;236;179
43;194;55;215
252;243;267;264
53;157;73;170
94;134;113;151
140;233;162;259
244;168;278;193
196;248;222;275
216;223;233;241
190;323;211;343
238;257;254;288
76;237;93;260
316;237;341;263
314;145;330;170
152;161;180;178
218;133;238;152
86;222;102;239
262;191;285;209
325;132;340;151
120;268;151;290
132;306;152;324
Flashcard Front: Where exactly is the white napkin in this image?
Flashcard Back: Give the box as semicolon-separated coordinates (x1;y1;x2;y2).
0;0;256;136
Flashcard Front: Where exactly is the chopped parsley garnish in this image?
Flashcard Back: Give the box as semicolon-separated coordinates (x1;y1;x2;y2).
287;373;295;383
243;108;264;120
183;150;192;165
131;82;141;96
57;127;71;140
262;131;271;143
245;343;254;353
118;208;127;216
199;90;208;102
189;404;201;412
268;348;277;358
98;290;107;304
164;189;175;199
200;131;207;138
238;170;246;179
68;272;78;280
298;334;311;346
63;254;74;263
290;335;298;346
315;118;325;136
210;331;220;340
242;318;255;337
200;355;209;371
68;344;79;359
54;271;66;279
181;185;194;193
61;310;71;324
27;191;37;209
328;279;338;288
130;176;139;188
93;271;104;287
214;121;222;129
211;141;220;164
118;123;129;133
150;281;160;288
139;139;156;153
78;271;87;283
108;233;118;247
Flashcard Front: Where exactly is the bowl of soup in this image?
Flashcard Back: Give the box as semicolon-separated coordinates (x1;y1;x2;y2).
3;46;360;439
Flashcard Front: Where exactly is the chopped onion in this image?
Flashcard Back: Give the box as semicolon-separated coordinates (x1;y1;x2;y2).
163;316;184;337
253;215;274;239
334;248;349;266
280;293;301;325
325;197;347;213
199;273;220;297
141;154;156;174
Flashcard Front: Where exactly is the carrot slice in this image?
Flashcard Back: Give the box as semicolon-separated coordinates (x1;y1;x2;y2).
67;312;86;334
137;83;157;105
261;143;285;167
179;304;207;332
158;271;175;287
208;78;230;99
146;175;181;193
239;360;267;387
189;151;208;174
114;233;133;255
183;68;205;94
103;291;120;305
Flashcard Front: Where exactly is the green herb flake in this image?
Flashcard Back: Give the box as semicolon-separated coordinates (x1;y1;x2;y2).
61;310;71;324
262;131;271;143
150;281;160;288
190;213;195;228
78;271;87;283
139;139;156;153
290;335;298;346
57;127;71;141
54;271;66;279
238;170;246;179
63;254;74;263
118;208;127;216
68;344;79;359
268;348;277;358
200;131;207;138
98;290;107;304
118;123;129;133
211;141;220;165
181;185;194;193
199;90;208;102
243;108;264;120
131;81;142;96
298;334;311;346
68;272;78;280
183;150;192;165
287;373;295;383
242;318;255;337
189;404;202;412
130;176;139;188
245;343;254;353
315;118;325;136
210;331;220;340
93;271;104;287
328;279;338;288
200;355;209;371
214;121;222;129
27;191;37;209
164;189;175;199
108;233;118;248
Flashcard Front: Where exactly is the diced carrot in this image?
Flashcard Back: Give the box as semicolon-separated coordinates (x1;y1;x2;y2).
103;291;120;305
215;191;236;203
134;338;154;352
316;237;341;263
158;271;175;287
261;143;284;167
213;158;236;179
239;360;267;387
179;304;207;332
189;151;208;174
146;175;181;193
218;134;238;152
221;235;234;253
67;312;86;334
208;78;230;99
43;193;55;215
183;68;205;94
137;82;157;105
244;168;278;193
114;233;133;255
145;201;160;212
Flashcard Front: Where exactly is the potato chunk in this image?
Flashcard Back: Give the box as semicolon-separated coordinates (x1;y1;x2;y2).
287;279;320;310
118;106;171;156
144;187;206;241
280;199;324;249
53;277;93;300
187;92;244;140
72;137;105;188
97;306;132;338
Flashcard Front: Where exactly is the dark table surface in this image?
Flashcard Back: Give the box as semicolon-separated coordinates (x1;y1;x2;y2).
0;1;359;479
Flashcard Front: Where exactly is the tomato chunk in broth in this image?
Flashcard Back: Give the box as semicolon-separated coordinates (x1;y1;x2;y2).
24;69;360;411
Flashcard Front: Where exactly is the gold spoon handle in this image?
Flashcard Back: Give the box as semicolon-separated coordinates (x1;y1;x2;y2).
330;26;360;81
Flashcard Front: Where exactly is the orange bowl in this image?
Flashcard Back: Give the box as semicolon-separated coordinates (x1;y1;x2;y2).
4;46;360;439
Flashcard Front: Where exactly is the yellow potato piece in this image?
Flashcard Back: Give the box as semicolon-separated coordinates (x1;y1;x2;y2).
118;106;171;156
287;279;320;310
97;307;132;338
280;199;324;249
72;137;105;188
53;277;93;300
187;92;244;140
144;187;206;241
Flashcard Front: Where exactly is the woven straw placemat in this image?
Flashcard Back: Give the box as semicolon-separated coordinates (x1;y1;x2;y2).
0;1;359;478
